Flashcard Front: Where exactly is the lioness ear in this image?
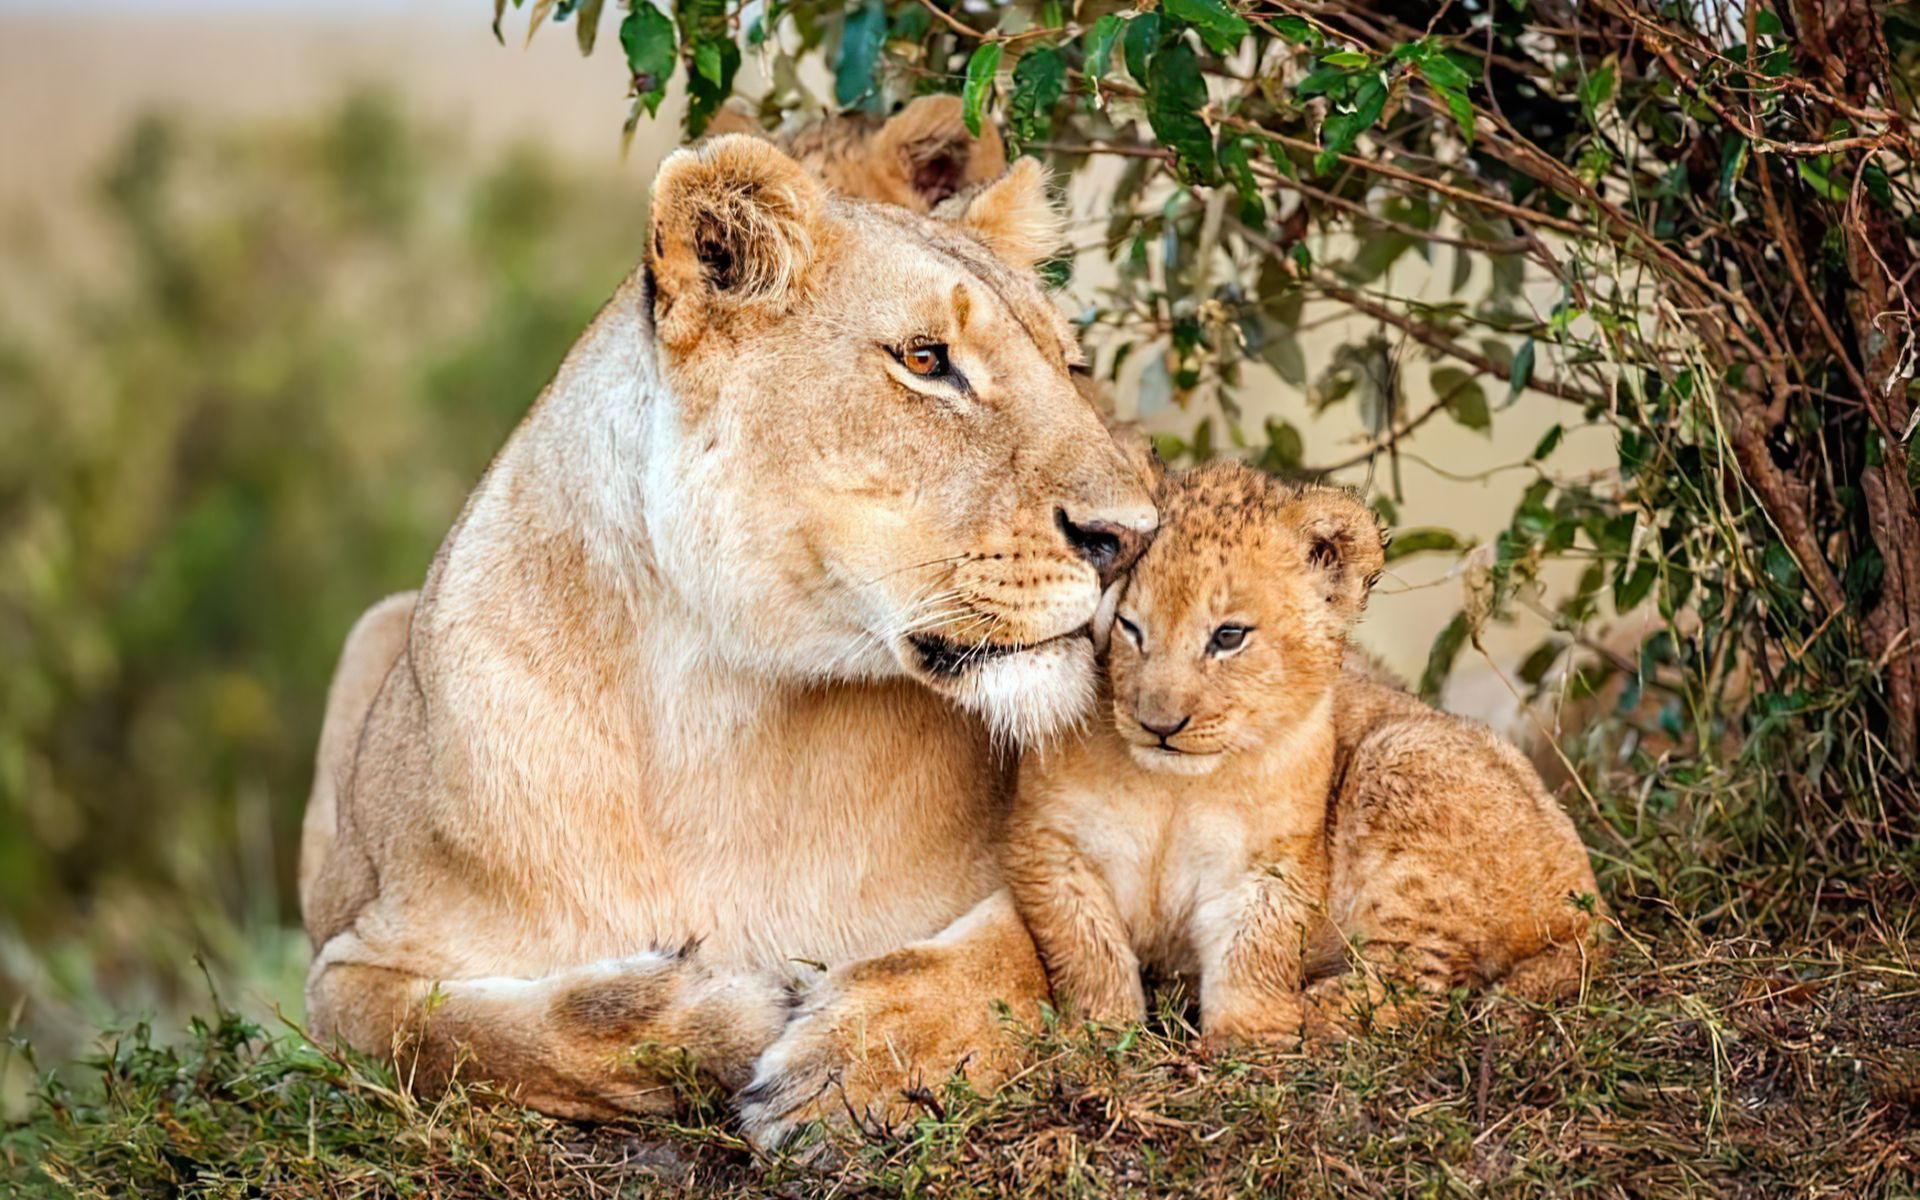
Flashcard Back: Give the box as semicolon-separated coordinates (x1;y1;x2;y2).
873;95;1007;209
1284;487;1386;620
648;135;823;350
938;157;1062;270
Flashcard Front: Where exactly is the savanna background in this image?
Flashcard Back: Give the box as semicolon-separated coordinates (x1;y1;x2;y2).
1;0;1916;1195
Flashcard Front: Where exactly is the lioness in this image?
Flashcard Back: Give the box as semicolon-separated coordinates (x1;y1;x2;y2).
1010;461;1603;1040
299;127;1154;1140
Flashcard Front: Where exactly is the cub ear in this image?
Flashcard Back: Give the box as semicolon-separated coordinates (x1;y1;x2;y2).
648;135;823;350
1283;487;1386;620
873;95;1007;210
937;157;1063;271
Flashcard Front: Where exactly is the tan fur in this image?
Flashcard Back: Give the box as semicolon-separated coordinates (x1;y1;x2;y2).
779;95;1008;213
1007;461;1381;1039
1312;672;1607;1032
1009;460;1605;1044
298;134;1153;1139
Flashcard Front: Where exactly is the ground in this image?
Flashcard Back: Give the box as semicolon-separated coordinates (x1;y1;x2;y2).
4;875;1916;1198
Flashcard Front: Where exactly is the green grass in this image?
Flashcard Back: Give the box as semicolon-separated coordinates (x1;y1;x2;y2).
4;902;1916;1198
6;755;1918;1198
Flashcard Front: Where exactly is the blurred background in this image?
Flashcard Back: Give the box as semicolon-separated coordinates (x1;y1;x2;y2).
0;0;1602;1116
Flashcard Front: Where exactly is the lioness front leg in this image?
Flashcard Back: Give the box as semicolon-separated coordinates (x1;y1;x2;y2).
307;938;790;1121
735;890;1049;1146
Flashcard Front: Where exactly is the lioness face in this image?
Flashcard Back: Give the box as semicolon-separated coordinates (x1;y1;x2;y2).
643;137;1156;741
1106;462;1384;776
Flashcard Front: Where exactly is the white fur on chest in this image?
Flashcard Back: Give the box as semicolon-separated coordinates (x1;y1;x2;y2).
1059;781;1257;977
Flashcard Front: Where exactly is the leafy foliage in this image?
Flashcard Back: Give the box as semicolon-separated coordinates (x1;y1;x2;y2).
520;0;1920;880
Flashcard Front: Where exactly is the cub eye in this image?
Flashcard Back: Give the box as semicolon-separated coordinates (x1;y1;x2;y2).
1209;625;1251;656
1115;615;1143;647
897;343;952;379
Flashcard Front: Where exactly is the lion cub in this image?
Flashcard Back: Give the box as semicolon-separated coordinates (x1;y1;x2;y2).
1006;461;1379;1040
1006;460;1604;1042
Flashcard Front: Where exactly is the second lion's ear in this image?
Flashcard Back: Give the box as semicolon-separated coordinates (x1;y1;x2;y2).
1283;488;1387;620
648;135;824;350
874;95;1007;209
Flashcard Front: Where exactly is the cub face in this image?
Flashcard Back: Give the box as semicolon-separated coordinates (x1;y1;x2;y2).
1106;461;1385;776
643;137;1157;742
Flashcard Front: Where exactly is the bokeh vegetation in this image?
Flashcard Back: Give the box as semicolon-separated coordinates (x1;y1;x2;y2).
0;90;643;1063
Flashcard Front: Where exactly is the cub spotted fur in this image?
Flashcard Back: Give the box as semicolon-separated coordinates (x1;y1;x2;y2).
1007;460;1604;1042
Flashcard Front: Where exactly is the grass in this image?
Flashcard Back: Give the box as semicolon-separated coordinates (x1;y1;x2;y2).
4;917;1916;1195
5;765;1919;1198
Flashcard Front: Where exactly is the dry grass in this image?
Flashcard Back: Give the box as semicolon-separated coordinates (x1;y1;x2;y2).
5;897;1916;1198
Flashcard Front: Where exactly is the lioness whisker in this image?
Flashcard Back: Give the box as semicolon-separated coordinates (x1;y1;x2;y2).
859;554;970;586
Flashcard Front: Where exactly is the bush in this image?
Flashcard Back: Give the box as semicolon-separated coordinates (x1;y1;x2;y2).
514;0;1920;892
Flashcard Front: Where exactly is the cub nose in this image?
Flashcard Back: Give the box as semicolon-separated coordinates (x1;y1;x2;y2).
1137;713;1190;739
1056;507;1153;587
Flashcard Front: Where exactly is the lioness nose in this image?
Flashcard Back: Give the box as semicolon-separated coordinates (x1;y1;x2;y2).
1056;507;1152;587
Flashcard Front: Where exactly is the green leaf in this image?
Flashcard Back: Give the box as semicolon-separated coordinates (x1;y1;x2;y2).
1314;73;1386;174
620;3;678;118
1294;66;1346;97
1418;56;1475;144
1219;135;1266;228
1754;9;1784;36
1163;0;1248;55
1797;159;1847;202
695;39;724;85
1432;366;1490;432
1614;559;1656;611
1518;640;1562;686
1763;541;1802;590
1084;14;1125;92
574;0;607;54
1417;53;1471;91
1578;62;1616;116
834;0;886;108
1258;327;1305;385
1261;418;1304;470
1322;49;1370;68
1530;423;1563;461
1146;40;1218;184
1122;12;1162;85
1385;527;1464;562
1008;47;1067;146
677;0;739;135
1192;415;1216;462
1419;612;1470;701
1719;136;1750;207
1273;15;1316;45
962;43;1003;138
1510;337;1535;400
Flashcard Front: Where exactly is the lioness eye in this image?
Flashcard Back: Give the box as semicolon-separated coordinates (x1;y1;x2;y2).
1209;625;1250;655
898;343;952;378
1116;615;1143;647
